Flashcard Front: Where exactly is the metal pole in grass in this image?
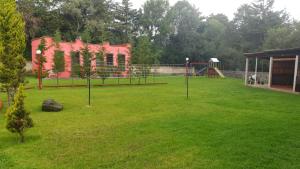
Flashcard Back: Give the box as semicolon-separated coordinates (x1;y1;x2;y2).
186;57;189;99
36;49;42;90
88;58;91;106
88;71;91;106
129;64;132;85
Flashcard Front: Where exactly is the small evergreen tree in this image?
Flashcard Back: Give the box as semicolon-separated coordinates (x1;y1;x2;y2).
132;36;157;83
6;84;33;143
52;30;64;85
142;65;151;84
52;50;65;85
128;59;133;84
81;45;92;78
134;65;143;84
70;51;81;85
96;50;110;84
117;53;126;71
117;53;126;84
132;36;158;64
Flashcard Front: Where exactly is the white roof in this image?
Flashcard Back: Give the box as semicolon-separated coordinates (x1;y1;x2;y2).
210;58;220;63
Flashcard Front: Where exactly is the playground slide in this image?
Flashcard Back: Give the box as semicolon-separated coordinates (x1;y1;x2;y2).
197;67;207;75
214;67;225;78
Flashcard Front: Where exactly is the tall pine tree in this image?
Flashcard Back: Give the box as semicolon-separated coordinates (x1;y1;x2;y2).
0;0;26;105
112;0;137;43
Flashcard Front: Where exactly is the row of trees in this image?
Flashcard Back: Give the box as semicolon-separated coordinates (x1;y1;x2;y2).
17;0;300;70
36;35;150;86
37;39;153;86
36;36;129;86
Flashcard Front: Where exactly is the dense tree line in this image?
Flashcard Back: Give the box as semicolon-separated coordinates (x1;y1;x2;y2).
17;0;300;70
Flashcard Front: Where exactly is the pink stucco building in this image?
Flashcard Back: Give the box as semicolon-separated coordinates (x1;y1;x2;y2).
32;36;131;78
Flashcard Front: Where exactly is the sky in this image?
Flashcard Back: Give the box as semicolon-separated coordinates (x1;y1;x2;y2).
117;0;300;20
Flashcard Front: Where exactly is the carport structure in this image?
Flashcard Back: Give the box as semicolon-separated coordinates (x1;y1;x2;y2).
245;48;300;93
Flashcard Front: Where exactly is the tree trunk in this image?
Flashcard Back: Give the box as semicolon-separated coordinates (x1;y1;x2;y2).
129;68;132;85
102;79;104;85
72;76;74;87
19;132;24;143
56;72;59;86
7;90;11;106
7;88;14;106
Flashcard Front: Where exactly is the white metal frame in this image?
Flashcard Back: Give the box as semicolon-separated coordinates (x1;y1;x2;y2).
293;55;299;92
245;58;249;85
268;57;273;88
255;57;258;85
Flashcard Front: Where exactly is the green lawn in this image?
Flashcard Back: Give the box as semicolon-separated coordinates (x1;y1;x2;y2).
0;77;299;169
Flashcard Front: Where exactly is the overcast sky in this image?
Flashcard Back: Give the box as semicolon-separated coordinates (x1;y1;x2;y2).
116;0;300;20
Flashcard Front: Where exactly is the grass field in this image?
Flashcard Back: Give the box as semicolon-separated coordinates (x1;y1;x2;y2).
0;77;299;169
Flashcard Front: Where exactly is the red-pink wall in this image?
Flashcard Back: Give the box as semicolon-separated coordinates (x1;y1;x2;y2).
32;36;131;78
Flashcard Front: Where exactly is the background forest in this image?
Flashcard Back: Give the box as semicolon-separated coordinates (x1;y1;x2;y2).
17;0;300;70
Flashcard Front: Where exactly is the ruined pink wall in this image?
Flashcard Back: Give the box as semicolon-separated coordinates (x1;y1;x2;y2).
32;36;131;78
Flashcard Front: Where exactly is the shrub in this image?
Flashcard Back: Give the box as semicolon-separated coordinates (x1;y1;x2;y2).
6;84;33;143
